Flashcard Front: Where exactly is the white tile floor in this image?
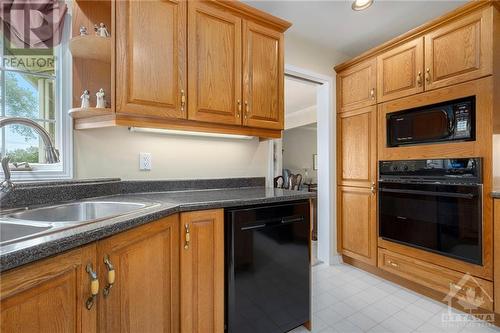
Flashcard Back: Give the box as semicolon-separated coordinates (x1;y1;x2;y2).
289;262;500;333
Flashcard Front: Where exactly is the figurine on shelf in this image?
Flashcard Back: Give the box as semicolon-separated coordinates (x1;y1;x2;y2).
96;88;106;108
80;90;90;109
79;26;88;36
94;23;110;37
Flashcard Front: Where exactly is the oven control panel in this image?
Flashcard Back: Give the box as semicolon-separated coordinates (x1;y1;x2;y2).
379;158;482;185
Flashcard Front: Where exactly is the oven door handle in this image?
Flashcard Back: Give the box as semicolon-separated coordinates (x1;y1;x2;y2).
379;188;477;199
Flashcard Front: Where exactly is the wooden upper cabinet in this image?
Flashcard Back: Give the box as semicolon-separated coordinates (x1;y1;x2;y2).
243;21;284;130
187;1;243;125
338;58;377;112
97;215;180;333
377;38;424;102
180;209;224;333
338;106;377;188
116;0;186;119
0;245;97;333
338;186;377;266
424;7;493;91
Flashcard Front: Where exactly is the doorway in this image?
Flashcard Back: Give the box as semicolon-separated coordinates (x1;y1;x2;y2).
268;65;334;265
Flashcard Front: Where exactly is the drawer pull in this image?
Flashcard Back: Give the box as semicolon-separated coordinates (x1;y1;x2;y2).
85;264;99;310
103;255;115;297
387;260;399;268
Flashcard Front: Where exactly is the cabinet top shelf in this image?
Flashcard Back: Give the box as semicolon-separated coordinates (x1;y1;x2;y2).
69;35;111;63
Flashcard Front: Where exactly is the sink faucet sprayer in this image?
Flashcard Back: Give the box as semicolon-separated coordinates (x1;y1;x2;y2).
0;117;60;198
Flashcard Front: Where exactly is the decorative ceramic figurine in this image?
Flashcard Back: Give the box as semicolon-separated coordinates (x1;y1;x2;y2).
79;26;88;36
96;88;106;108
80;90;90;109
94;23;110;37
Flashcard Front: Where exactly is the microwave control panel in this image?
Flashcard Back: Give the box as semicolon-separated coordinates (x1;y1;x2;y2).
453;101;472;139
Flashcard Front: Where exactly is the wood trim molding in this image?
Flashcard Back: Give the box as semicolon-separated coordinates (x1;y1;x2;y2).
334;1;495;72
210;0;292;32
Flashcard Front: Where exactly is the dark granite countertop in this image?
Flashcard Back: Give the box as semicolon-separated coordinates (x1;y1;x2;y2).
0;178;314;272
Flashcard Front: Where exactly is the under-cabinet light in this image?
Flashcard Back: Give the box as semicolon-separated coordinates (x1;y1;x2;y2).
128;127;255;140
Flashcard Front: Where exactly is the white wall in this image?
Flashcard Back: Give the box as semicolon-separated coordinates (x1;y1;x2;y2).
74;127;269;179
282;126;317;182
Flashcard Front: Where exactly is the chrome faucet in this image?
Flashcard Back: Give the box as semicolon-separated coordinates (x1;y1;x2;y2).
0;117;60;197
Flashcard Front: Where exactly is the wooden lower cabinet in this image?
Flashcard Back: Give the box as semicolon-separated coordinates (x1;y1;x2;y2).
0;245;97;333
97;215;180;333
180;209;224;333
338;186;377;266
379;248;494;311
0;209;225;333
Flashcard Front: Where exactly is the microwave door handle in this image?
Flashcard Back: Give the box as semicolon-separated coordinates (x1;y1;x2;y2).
447;110;455;135
379;188;477;199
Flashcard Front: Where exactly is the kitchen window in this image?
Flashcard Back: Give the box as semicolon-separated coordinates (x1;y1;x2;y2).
0;15;72;180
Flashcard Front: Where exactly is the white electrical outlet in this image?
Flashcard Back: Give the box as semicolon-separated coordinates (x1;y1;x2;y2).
139;152;152;171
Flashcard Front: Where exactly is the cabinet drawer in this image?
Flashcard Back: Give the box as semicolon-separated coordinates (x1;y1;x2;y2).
378;249;493;311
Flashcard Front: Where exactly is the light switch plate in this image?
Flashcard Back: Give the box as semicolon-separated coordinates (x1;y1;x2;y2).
139;152;152;171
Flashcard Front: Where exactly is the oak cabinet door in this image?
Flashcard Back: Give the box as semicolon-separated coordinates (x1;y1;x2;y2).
424;7;493;91
97;215;180;333
0;245;97;333
180;209;224;333
337;58;377;112
116;0;186;118
377;38;424;102
187;1;243;125
337;106;377;188
338;186;377;266
243;21;284;130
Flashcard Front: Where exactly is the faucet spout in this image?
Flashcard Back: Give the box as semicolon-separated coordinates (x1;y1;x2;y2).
0;116;61;200
0;117;60;163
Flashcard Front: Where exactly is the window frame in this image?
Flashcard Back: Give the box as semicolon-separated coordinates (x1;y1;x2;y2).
0;13;73;181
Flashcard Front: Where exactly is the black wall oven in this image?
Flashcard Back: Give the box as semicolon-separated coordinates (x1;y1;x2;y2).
378;158;482;265
387;96;475;147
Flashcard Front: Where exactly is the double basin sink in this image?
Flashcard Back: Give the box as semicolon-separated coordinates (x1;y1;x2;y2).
0;200;160;246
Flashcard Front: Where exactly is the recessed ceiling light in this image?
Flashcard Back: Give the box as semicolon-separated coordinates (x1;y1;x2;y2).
352;0;374;11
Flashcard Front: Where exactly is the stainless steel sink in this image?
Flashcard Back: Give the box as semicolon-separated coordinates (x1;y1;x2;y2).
6;201;150;223
0;222;52;244
0;200;160;246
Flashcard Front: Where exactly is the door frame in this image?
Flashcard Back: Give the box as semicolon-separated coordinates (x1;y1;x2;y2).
268;64;335;265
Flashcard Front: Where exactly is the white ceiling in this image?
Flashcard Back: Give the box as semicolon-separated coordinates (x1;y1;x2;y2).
244;0;467;57
285;76;318;114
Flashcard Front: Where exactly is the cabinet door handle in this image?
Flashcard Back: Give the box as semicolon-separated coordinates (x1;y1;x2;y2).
244;101;249;119
370;88;375;100
417;71;422;86
387;260;399;268
184;224;191;250
103;255;115;297
180;89;186;112
425;68;430;83
85;263;99;310
370;182;376;194
237;100;241;118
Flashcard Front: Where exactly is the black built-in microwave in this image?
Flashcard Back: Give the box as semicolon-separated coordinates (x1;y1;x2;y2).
387;96;475;147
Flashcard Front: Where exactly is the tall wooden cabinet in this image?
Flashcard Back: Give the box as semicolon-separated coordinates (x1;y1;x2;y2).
0;245;97;333
180;209;224;333
337;105;377;265
116;0;187;119
335;0;500;312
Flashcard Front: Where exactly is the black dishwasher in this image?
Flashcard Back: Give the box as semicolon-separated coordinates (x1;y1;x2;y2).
225;201;310;333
